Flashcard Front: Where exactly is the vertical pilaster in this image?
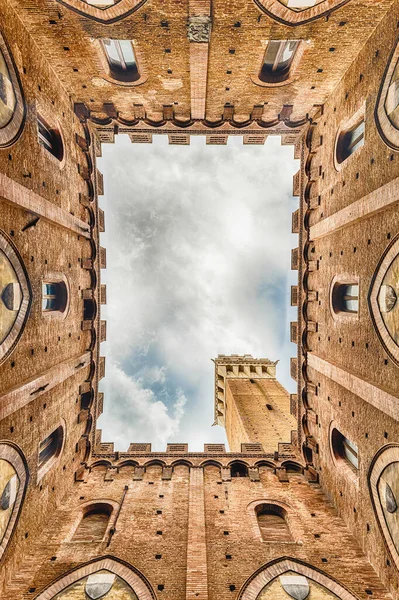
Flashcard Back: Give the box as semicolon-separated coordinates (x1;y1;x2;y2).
188;1;211;120
186;467;208;600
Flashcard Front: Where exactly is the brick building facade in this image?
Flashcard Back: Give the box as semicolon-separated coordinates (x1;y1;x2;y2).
0;0;399;598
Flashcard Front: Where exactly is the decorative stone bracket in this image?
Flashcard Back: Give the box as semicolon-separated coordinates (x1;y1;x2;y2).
187;16;211;43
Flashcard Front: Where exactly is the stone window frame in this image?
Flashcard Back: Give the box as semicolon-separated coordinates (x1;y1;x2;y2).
0;32;25;147
53;0;148;25
329;274;360;323
65;498;118;543
0;443;29;562
253;0;351;27
36;418;66;483
41;273;70;321
94;38;148;88
328;420;359;485
35;102;66;169
246;499;303;545
0;230;31;366
33;556;156;600
251;39;307;88
369;234;399;366
238;556;359;600
368;444;399;571
333;103;366;172
375;36;399;151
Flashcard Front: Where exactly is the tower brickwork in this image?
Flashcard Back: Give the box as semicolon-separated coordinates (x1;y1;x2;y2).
214;355;296;452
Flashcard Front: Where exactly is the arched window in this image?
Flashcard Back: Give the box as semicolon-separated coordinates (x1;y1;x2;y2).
38;425;64;479
369;446;399;570
72;503;112;542
0;232;31;364
0;460;19;543
255;504;292;542
37;114;64;161
231;462;248;477
101;39;139;82
332;282;359;314
259;40;300;84
0;33;24;146
336;119;364;164
83;298;97;320
331;428;358;471
278;0;324;9
0;49;16;129
42;281;68;313
0;444;28;561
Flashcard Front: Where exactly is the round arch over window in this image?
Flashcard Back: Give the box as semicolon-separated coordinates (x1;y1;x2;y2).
33;556;156;600
53;0;148;23
238;557;359;600
369;235;399;365
253;0;351;26
0;443;29;562
369;444;399;571
376;37;399;150
0;230;31;365
0;32;25;146
330;277;359;320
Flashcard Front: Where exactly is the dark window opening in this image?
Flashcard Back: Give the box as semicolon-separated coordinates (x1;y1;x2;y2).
230;462;248;478
260;40;300;84
102;39;139;82
38;426;64;471
336;120;364;164
332;282;359;314
37;115;64;161
42;281;68;313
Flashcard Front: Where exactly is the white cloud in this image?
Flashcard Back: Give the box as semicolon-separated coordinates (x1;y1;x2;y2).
97;134;298;451
98;360;187;449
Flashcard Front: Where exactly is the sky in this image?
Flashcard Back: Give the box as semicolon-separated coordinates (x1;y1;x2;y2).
97;134;298;452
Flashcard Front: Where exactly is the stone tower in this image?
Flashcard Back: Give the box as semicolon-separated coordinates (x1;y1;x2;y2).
214;355;296;453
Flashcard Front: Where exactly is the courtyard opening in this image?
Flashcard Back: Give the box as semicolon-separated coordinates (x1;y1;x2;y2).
97;134;298;451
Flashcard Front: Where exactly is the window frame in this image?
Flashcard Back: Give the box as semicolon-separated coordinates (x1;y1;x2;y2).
37;113;64;163
333;104;366;171
253;0;351;26
37;421;66;483
41;274;70;320
252;39;306;88
329;275;360;322
376;36;399;151
96;38;147;86
329;422;359;482
0;32;25;147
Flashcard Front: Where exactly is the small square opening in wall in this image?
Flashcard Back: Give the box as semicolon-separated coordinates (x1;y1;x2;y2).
158;585;164;591
229;585;236;592
226;554;232;560
156;530;163;535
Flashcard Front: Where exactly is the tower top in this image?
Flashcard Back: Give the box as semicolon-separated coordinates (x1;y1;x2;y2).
213;354;278;426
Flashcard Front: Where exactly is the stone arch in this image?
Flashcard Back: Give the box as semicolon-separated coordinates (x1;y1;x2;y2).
369;234;399;365
143;459;166;468
170;459;193;469
246;500;303;545
199;459;223;469
375;35;399;151
0;230;31;365
238;557;359;600
53;0;148;24
369;444;399;571
0;31;25;146
0;442;29;562
65;499;118;543
33;556;157;599
252;0;351;27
